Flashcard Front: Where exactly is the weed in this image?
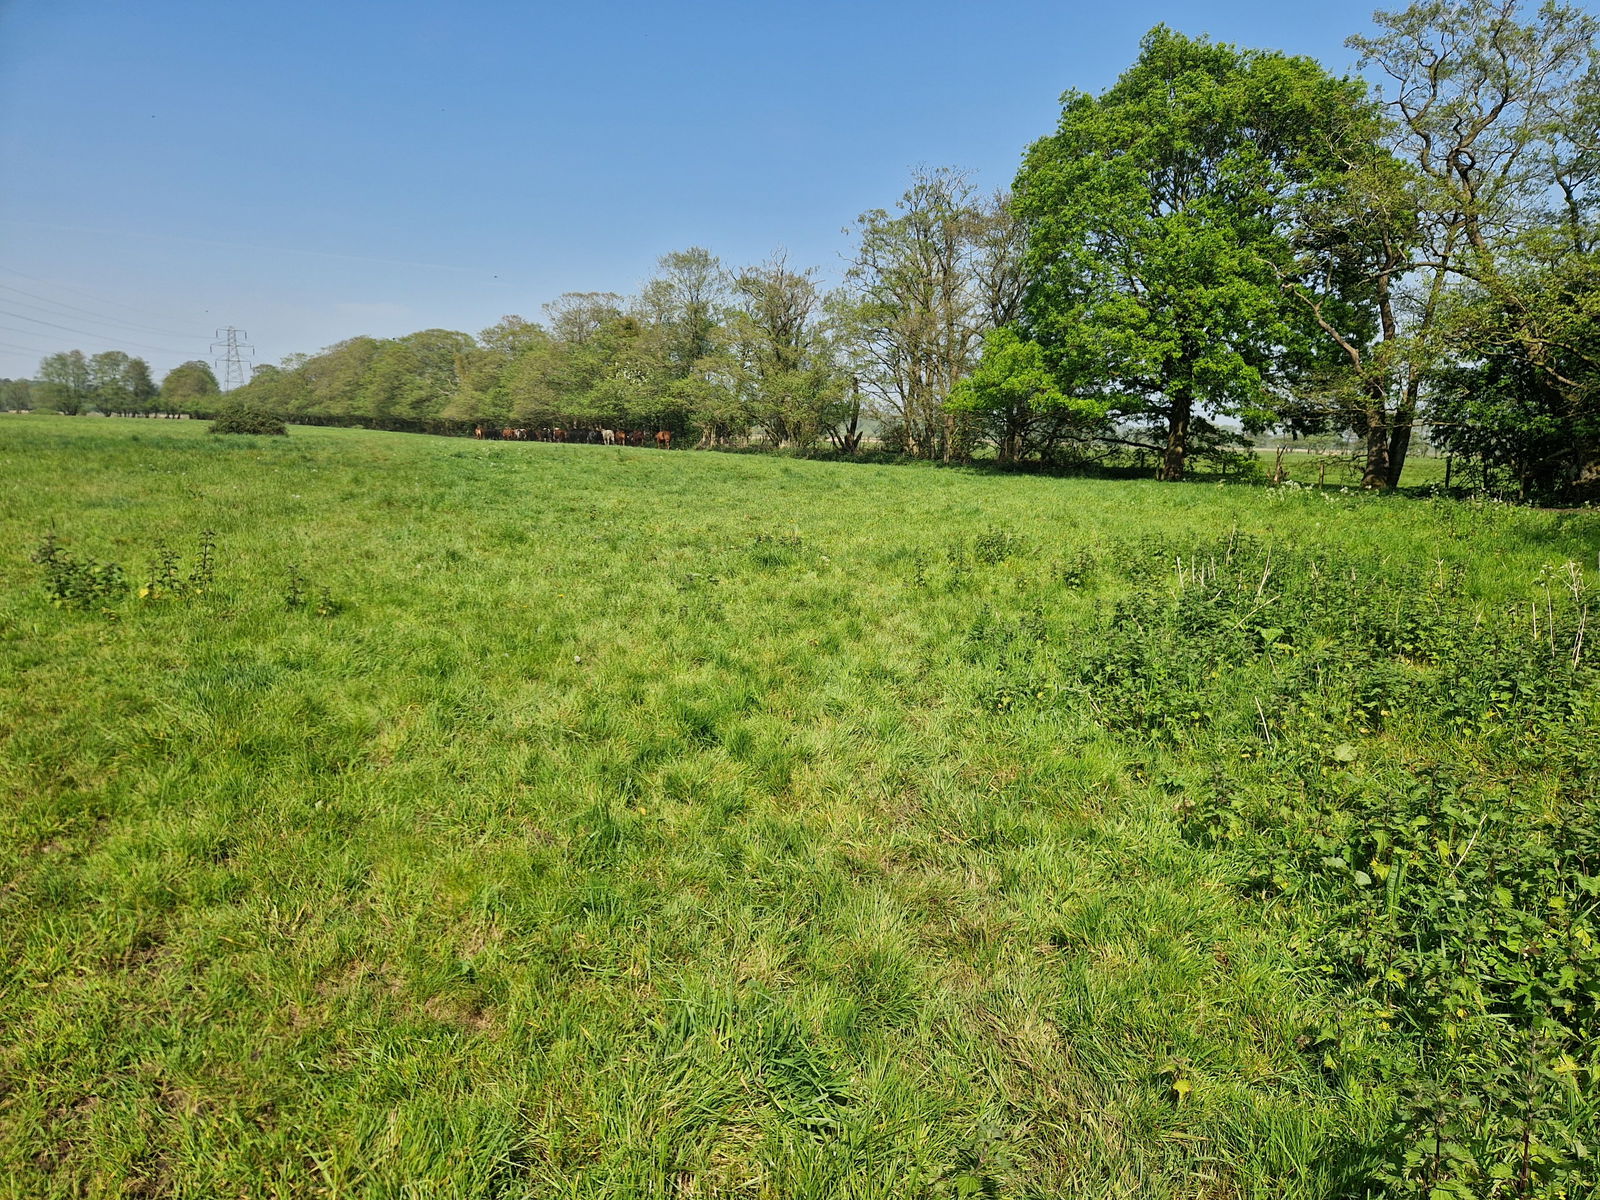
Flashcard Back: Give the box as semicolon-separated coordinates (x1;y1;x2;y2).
141;540;183;599
749;531;804;567
31;532;127;609
189;529;216;593
284;562;339;615
284;560;307;609
1059;550;1095;589
973;525;1027;565
945;539;970;589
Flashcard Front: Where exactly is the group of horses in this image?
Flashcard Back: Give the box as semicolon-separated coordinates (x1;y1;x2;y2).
474;426;672;448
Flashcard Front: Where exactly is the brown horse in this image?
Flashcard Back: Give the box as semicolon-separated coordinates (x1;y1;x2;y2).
655;430;672;450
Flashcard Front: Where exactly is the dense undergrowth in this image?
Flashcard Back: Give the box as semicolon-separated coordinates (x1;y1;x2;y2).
1;416;1596;1198
969;531;1598;1196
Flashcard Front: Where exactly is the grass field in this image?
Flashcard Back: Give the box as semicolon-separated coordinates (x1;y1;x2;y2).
1;416;1596;1199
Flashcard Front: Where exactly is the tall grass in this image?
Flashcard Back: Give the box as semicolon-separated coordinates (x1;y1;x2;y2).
0;416;1595;1198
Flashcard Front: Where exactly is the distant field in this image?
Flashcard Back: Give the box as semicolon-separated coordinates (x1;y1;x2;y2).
1251;446;1451;489
1;416;1596;1198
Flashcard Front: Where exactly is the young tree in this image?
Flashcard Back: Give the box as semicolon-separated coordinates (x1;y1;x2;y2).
361;329;473;426
947;327;1110;463
543;293;626;346
508;305;650;430
1432;239;1600;497
0;378;35;410
295;337;384;422
640;248;726;379
443;317;548;428
1014;28;1368;480
37;350;91;414
726;254;846;449
838;170;1017;460
1276;97;1419;487
161;360;220;414
122;357;158;415
637;249;729;436
87;351;133;414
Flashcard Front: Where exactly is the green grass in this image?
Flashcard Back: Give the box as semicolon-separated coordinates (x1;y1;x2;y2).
1262;447;1451;489
1;416;1595;1198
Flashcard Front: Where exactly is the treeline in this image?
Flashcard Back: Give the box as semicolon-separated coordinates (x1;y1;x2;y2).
6;351;219;417
16;2;1600;500
223;184;1027;462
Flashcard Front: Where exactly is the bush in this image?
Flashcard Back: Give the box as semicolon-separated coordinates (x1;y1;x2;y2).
210;405;287;436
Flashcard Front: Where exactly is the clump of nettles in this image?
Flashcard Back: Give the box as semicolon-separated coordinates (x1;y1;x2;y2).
35;530;221;611
31;532;127;609
139;530;216;600
210;405;287;436
285;562;339;616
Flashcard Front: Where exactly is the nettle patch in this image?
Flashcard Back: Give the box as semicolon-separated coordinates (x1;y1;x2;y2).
30;530;342;619
975;532;1597;1197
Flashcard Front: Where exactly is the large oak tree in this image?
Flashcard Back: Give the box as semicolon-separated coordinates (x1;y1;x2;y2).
1014;28;1369;480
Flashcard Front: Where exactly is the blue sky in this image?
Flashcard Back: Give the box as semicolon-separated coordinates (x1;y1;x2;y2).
2;0;1389;383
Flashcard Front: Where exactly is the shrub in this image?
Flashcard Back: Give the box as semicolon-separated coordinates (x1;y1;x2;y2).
210;405;287;436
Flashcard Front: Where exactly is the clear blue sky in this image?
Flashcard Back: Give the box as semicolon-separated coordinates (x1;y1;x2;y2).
1;0;1391;383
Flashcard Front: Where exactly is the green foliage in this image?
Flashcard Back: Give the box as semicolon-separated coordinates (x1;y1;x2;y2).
1014;27;1367;480
1019;531;1598;1195
949;328;1108;464
839;169;1022;461
87;351;157;415
35;349;91;415
30;532;126;609
1336;0;1600;491
0;376;37;410
209;404;288;435
972;526;1029;566
159;359;220;413
34;528;222;611
1433;249;1600;502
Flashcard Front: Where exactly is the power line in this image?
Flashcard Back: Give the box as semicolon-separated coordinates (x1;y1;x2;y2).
0;265;211;326
211;327;253;391
0;338;57;356
0;281;207;340
0;321;113;345
0;310;195;356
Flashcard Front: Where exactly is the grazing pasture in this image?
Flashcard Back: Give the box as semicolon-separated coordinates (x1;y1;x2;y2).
0;416;1596;1198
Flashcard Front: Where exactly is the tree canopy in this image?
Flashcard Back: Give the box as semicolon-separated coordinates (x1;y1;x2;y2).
1011;27;1372;479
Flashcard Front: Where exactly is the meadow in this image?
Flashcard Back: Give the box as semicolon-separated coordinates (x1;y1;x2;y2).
0;416;1596;1199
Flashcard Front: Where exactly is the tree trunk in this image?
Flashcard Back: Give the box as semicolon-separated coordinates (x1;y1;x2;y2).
1362;389;1392;489
998;422;1019;464
1159;387;1192;481
831;402;863;454
1576;438;1600;501
1384;376;1418;489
